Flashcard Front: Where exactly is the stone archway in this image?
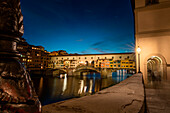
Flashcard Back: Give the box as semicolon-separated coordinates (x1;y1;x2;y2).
91;60;94;67
85;61;88;66
145;55;167;83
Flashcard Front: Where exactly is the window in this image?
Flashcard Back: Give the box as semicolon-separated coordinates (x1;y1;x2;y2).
73;57;74;60
112;56;114;59
127;56;129;59
56;58;58;60
67;58;69;60
98;57;100;59
105;57;107;59
91;57;93;59
118;65;120;67
79;57;80;59
85;57;87;59
119;56;121;59
146;0;159;5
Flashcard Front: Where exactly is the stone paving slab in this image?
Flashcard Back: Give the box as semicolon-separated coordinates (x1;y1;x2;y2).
145;80;170;113
42;74;144;113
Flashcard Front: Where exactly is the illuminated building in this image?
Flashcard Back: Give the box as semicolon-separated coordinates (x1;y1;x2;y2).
134;0;170;82
48;53;136;70
49;50;68;56
17;38;50;73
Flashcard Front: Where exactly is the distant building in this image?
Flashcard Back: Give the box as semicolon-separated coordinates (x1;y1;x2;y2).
49;50;68;56
134;0;170;82
48;53;136;70
17;38;50;72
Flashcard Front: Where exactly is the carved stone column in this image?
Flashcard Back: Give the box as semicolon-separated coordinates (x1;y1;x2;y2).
0;0;41;112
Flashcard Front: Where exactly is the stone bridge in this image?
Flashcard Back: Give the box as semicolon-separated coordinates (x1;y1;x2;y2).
48;66;113;78
74;66;100;73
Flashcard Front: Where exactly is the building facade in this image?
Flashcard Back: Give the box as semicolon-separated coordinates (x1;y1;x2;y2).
17;38;50;72
48;53;136;70
135;0;170;82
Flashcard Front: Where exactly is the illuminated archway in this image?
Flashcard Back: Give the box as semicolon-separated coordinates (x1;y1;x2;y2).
146;56;166;82
85;61;88;66
91;61;94;67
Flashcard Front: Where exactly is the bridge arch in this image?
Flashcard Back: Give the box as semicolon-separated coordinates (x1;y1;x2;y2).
74;66;100;73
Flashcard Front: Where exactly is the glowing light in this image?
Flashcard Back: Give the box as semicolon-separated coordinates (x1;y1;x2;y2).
151;56;156;59
79;61;84;63
62;74;67;95
137;46;141;53
78;80;84;94
89;80;93;93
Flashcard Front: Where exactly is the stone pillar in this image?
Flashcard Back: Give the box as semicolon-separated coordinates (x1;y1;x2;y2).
0;1;41;112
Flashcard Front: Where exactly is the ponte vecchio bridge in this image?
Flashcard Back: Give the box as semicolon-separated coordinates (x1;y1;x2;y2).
47;53;136;77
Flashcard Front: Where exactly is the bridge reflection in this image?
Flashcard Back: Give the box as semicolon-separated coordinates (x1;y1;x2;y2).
32;71;132;105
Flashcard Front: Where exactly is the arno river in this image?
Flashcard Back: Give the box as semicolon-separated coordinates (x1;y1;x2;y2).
31;72;132;106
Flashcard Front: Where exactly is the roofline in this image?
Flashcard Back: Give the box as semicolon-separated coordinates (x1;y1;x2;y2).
52;52;135;57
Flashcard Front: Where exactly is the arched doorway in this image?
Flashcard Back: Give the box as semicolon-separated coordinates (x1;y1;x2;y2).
147;56;166;82
91;61;94;67
85;61;88;66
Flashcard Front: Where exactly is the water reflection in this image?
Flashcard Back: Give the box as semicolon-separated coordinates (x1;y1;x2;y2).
31;72;131;106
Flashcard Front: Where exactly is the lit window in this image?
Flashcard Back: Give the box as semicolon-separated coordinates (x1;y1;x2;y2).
37;54;40;56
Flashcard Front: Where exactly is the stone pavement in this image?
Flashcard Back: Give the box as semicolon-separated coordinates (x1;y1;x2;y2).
145;80;170;113
42;74;145;113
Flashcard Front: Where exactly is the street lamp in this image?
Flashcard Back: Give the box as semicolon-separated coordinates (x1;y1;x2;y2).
137;46;141;73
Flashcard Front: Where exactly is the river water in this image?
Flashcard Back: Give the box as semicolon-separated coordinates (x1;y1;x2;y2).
31;72;132;106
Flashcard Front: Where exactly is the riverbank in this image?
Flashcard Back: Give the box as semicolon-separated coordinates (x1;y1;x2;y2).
42;73;145;113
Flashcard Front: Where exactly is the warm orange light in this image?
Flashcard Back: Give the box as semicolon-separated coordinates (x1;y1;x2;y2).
137;46;141;53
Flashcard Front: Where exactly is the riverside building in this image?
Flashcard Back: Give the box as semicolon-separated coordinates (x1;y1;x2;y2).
48;53;136;70
134;0;170;82
17;38;50;73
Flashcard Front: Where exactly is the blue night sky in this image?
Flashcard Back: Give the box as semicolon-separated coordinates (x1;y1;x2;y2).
20;0;135;54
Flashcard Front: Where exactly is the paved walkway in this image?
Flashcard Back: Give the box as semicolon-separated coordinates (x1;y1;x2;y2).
145;80;170;113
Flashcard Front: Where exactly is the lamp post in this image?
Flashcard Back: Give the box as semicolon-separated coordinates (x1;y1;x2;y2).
137;46;141;73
